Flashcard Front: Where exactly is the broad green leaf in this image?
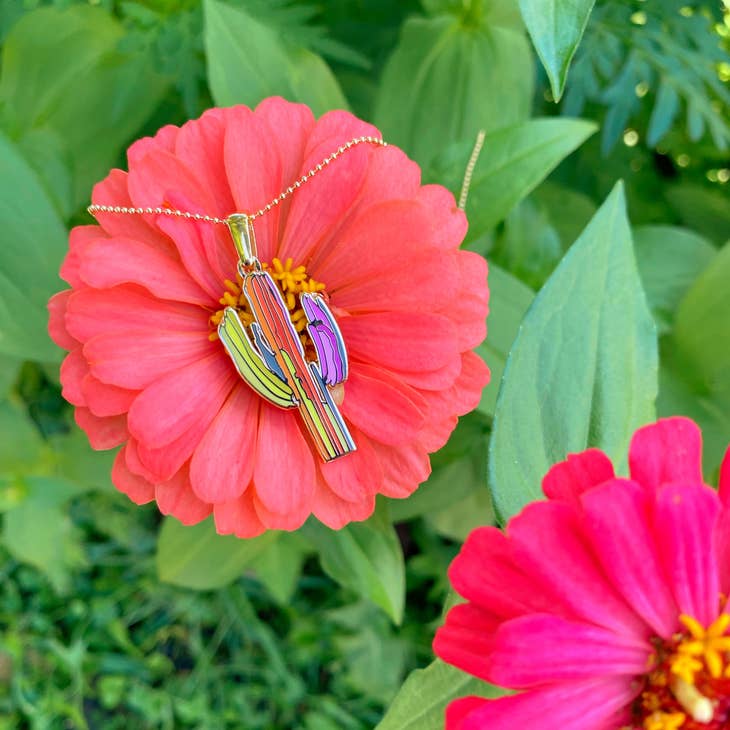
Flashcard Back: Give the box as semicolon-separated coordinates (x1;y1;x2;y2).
204;0;346;115
48;429;115;491
633;226;716;333
288;48;348;114
375;658;501;730
476;265;534;416
156;516;278;590
532;181;597;248
390;414;490;522
329;604;409;704
430;119;597;243
0;354;19;395
427;477;495;542
518;0;596;100
303;503;404;624
374;10;533;167
0;5;168;207
0;131;66;361
673;242;730;400
15;127;73;219
2;476;88;592
658;350;730;478
390;457;475;523
491;198;563;289
0;398;45;474
665;184;730;245
253;531;310;605
489;183;658;520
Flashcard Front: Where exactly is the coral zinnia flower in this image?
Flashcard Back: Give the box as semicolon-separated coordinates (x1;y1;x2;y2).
434;418;730;730
48;97;489;535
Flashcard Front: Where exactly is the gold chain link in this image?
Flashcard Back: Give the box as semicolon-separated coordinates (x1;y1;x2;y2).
87;135;388;224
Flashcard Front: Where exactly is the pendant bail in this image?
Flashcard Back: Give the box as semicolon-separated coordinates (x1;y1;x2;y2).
227;213;258;267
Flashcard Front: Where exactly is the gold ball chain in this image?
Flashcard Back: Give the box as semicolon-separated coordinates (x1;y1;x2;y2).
87;135;388;224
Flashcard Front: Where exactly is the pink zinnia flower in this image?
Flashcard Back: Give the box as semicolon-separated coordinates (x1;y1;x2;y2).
48;97;489;536
434;417;730;730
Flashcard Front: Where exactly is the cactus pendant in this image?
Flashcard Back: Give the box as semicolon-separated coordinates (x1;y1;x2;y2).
217;214;356;462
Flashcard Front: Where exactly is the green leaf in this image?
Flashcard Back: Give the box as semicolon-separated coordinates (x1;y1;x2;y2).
0;131;66;362
491;198;563;289
673;242;730;400
633;226;716;333
665;184;730;246
48;429;116;491
476;265;534;417
204;0;346;115
15;127;73;219
518;0;596;101
390;456;476;523
303;503;404;624
375;658;501;730
329;604;409;704
0;5;168;208
253;531;310;605
156;517;279;590
646;80;680;148
430;119;597;243
0;354;19;396
373;11;533;167
658;351;730;478
489;182;658;520
0;398;45;475
426;478;494;542
390;414;490;522
288;48;348;113
2;476;88;592
532;181;597;248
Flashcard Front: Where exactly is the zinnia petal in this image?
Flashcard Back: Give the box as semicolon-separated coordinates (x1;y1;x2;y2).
66;285;205;342
189;384;258;504
214;489;267;539
47;291;78;350
155;466;212;525
128;354;236;448
112;446;155;505
78;237;212;306
487;614;651;688
507;501;648;638
340;311;458;374
340;365;426;446
447;678;636;730
74;408;128;449
85;330;217;390
653;483;721;627
80;374;137;418
542;448;615;506
253;405;315;516
581;479;678;637
629;416;704;491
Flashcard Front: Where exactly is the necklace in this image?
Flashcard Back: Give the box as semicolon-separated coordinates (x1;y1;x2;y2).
88;135;388;463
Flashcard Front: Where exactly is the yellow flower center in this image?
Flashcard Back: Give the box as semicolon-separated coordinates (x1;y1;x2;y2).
208;257;326;356
626;613;730;730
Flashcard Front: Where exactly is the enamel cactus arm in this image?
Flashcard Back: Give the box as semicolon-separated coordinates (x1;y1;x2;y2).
300;293;348;386
217;307;298;409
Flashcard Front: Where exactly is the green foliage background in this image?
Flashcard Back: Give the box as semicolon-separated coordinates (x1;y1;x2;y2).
0;0;728;727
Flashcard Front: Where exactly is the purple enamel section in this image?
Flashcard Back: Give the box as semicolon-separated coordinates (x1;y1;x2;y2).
301;294;347;386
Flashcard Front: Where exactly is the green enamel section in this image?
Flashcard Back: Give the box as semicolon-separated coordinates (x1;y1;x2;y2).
218;308;297;408
280;350;337;459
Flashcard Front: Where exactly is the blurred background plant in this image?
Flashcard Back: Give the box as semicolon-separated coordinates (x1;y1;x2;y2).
0;0;728;728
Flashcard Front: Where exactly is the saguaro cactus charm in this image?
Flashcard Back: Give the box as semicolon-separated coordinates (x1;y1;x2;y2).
218;214;356;462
